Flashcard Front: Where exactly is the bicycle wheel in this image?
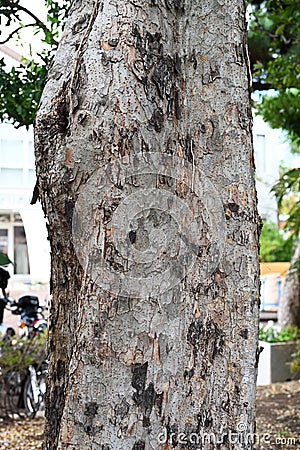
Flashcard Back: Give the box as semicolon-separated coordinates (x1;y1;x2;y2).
23;373;46;418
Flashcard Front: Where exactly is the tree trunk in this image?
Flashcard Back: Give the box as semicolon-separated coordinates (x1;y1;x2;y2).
278;240;300;329
34;1;260;448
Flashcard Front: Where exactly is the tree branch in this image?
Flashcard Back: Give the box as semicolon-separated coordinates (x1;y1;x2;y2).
0;23;36;45
1;0;58;46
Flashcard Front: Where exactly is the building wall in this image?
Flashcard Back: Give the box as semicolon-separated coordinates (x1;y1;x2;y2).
0;123;50;291
252;114;288;224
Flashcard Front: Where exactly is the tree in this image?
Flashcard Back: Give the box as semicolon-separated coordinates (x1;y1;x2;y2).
259;221;293;263
271;168;300;329
278;242;300;328
0;0;70;127
33;1;261;448
248;0;300;329
248;0;300;146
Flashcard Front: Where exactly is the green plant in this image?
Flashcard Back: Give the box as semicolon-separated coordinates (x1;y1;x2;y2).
0;0;71;128
290;347;300;374
259;322;300;343
0;252;12;266
259;221;294;262
0;331;47;374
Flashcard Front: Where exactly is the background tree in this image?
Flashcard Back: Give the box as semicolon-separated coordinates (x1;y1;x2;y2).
271;168;300;328
248;0;299;138
248;0;300;328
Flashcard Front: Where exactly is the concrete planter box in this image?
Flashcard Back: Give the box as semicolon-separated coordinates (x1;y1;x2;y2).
257;340;298;386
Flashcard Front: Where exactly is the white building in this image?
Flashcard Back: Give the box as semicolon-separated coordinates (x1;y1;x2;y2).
0;123;50;289
253;113;290;224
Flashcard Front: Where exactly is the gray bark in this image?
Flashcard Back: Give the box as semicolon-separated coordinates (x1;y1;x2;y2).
278;241;300;329
34;0;260;449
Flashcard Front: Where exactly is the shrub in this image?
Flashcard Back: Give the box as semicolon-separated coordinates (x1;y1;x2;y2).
259;322;300;343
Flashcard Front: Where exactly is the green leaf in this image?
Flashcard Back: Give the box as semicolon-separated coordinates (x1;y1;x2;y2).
0;253;12;266
275;23;285;35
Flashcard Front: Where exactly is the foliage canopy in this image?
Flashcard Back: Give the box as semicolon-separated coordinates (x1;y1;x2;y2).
0;0;299;132
260;221;294;262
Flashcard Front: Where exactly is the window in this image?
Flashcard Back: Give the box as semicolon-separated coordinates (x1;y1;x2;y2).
14;226;30;274
0;229;8;255
0;141;24;168
0;168;23;187
0;213;30;275
255;134;266;172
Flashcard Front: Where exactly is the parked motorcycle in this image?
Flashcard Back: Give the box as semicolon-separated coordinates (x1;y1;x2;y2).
0;268;47;418
11;294;48;338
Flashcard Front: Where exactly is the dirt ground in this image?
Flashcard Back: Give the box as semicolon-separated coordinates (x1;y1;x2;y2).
0;381;299;449
255;381;300;449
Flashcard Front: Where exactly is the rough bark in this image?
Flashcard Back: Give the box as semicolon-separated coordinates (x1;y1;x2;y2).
278;241;300;329
34;0;260;449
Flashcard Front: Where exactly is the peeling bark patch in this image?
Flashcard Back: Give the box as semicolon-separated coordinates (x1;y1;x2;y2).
132;440;145;450
84;402;99;417
131;363;162;427
131;25;182;119
132;362;148;406
38;88;69;144
72;14;89;35
205;282;219;300
207;117;223;152
165;0;185;12
65;199;74;233
128;230;137;244
200;119;214;137
51;90;69;133
187;319;225;377
81;402;102;436
113;398;130;424
64;147;73;166
228;202;239;213
182;134;194;163
240;328;248;339
30;182;39;205
150;108;164;132
142;383;155;427
57;359;65;379
221;392;231;413
101;40;118;51
183;367;195;380
105;241;127;271
196;409;213;431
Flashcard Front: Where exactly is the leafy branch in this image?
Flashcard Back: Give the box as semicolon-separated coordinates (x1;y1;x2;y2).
0;0;71;127
0;0;59;46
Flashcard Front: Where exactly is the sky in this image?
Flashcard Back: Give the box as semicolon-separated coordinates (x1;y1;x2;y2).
1;0;48;61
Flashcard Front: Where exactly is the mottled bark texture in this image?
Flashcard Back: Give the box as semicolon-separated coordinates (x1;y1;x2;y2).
34;0;260;449
278;241;300;329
